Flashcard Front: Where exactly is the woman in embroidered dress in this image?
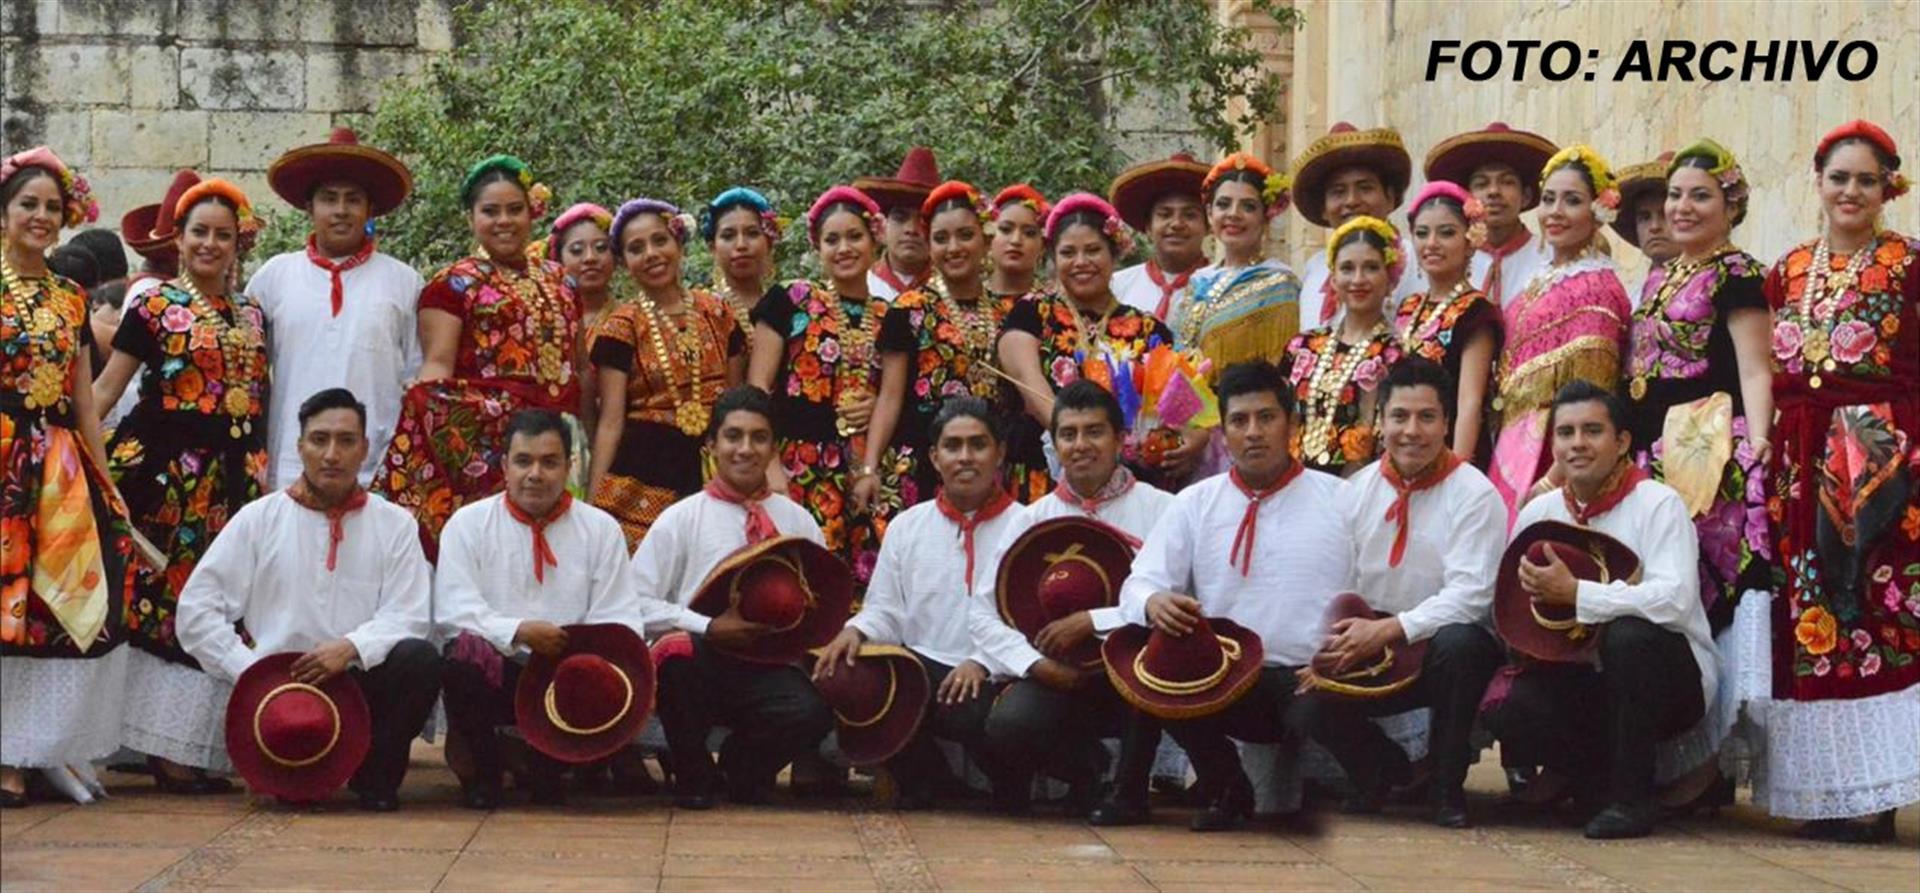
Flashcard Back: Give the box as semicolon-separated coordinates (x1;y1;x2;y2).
90;179;269;790
1395;182;1502;466
374;155;581;557
1488;145;1631;523
1;146;133;808
549;203;618;434
997;193;1175;501
589;199;745;549
1278;216;1406;477
986;184;1049;304
1760;120;1919;843
702;187;781;352
1174;152;1301;367
749;186;907;587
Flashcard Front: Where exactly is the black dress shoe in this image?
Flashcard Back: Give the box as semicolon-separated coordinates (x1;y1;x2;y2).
149;758;236;796
0;788;28;809
1432;795;1470;829
1190;784;1254;832
1584;803;1657;839
1798;811;1897;844
357;792;401;813
674;791;717;810
1087;796;1151;827
461;784;501;810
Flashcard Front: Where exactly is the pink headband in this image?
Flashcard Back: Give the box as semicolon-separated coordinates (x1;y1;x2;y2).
1;145;99;227
1405;181;1487;248
548;202;613;261
1043;192;1134;255
805;185;885;245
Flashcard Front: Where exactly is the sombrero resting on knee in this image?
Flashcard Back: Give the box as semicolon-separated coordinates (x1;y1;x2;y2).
225;652;371;802
1494;520;1643;662
1301;592;1428;700
689;536;855;665
995;516;1135;669
1103;616;1264;720
808;644;930;767
514;623;655;764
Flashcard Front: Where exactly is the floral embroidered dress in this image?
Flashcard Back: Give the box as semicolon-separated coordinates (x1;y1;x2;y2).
1278;324;1403;475
753;281;896;587
997;292;1174;502
375;255;580;557
883;277;1005;499
588;289;743;549
1488;256;1630;524
1170;259;1301;366
1394;284;1503;467
1;265;134;767
1758;231;1920;820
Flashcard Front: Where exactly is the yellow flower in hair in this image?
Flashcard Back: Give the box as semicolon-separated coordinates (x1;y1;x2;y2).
1325;215;1401;270
1540;144;1617;195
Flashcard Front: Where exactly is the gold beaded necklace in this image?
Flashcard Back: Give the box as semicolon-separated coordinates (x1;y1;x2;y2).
825;282;881;438
1798;235;1875;389
1300;320;1388;466
636;289;710;437
174;275;265;439
930;275;998;396
1626;246;1730;400
494;260;569;398
1399;279;1468;358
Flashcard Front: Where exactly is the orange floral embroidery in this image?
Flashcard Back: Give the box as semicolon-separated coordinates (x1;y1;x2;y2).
1903;506;1920;543
1795;605;1838;656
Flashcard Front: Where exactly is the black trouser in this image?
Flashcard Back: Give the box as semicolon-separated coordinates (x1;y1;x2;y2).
885;654;996;798
439;653;570;788
1290;623;1504;801
1482;617;1704;809
346;638;441;799
983;678;1156;804
1161;665;1302;801
654;635;833;794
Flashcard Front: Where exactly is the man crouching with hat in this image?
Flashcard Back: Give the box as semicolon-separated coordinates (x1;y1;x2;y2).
1292;359;1506;828
631;386;839;808
177;389;440;811
1112;361;1354;831
435;409;646;808
1484;380;1716;839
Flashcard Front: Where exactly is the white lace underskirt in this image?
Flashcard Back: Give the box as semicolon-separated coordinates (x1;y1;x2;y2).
1656;591;1772;783
120;649;234;773
1748;683;1920;820
1;648;130;768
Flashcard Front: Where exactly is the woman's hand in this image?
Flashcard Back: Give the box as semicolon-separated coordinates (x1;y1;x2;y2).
837;393;876;432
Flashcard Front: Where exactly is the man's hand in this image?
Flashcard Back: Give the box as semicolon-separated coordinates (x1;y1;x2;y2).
813;627;865;680
1320;616;1405;675
1030;657;1089;693
1145;593;1203;636
938;660;989;705
705;609;772;650
1034;611;1095;658
514;620;570;658
289;638;359;684
1158;427;1210;480
1519;548;1578;606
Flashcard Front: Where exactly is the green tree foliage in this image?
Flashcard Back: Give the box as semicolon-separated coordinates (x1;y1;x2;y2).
260;0;1300;275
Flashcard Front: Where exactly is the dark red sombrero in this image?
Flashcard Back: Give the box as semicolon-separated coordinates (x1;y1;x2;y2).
515;623;654;764
1422;122;1560;211
1494;520;1643;662
224;652;371;802
1305;592;1428;700
1103;616;1264;720
852;146;941;212
120;168;202;260
689;536;855;664
809;644;930;767
996;517;1135;669
267;127;412;217
1108;152;1211;232
1609;151;1675;247
1289;122;1412;228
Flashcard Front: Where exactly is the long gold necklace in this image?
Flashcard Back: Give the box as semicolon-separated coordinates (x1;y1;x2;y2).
1063;293;1120;363
826;283;880;438
931;275;998;396
1626;246;1729;400
1799;235;1875;390
496;261;569;398
1301;320;1388;466
1399;279;1468;359
175;276;264;439
714;278;756;336
637;289;710;437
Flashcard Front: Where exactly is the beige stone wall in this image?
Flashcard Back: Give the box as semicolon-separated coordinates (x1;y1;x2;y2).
1279;0;1919;283
1;0;451;259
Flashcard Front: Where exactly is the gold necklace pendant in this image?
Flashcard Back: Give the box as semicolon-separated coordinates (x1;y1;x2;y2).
676;401;709;437
1628;376;1648;401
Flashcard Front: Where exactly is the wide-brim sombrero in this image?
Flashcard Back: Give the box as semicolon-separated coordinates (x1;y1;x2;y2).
1423;122;1559;211
1103;617;1265;720
268;128;412;216
1306;592;1429;700
852;146;941;212
810;644;930;767
1290;123;1412;228
688;536;855;665
1494;520;1643;662
1108;153;1211;232
224;652;372;802
1609;152;1674;247
514;623;655;764
996;516;1135;669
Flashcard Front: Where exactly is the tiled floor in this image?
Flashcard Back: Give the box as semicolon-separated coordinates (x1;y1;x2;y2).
1;745;1913;892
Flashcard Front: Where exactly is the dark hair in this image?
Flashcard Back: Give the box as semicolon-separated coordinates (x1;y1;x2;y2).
89;280;126;313
1816;136;1901;174
505;409;572;455
929;395;1002;444
813;201;875;240
927;197;977;223
174;193;240;228
0;165;61;213
1671;155;1748;227
1547;379;1627;433
1543;159;1599;196
705;385;776;441
1050;380;1124;435
298;387;367;433
1215;360;1296;416
1331;225;1392;260
1379;357;1456;422
462;167;526;210
70;229;128;281
1410;193;1470;228
48;243;103;288
1048;209;1120;254
1207;168;1267;204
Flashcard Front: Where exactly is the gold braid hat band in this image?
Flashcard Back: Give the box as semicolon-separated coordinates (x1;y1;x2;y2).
831;662;899;729
1134;636;1243;696
254;683;342;768
729;552;815;633
543;664;635;736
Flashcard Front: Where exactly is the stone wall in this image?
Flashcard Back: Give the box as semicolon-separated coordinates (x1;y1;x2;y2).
1;0;451;252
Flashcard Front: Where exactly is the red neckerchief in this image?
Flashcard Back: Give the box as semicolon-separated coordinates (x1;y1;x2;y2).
1380;452;1465;567
505;492;573;584
1564;463;1648;526
1147;260;1196;321
1316;279;1340;326
934;487;1016;592
873;260;928;295
1477;228;1532;305
705;477;778;544
304;235;376;318
286;476;369;572
1228;462;1303;577
1052;466;1142;546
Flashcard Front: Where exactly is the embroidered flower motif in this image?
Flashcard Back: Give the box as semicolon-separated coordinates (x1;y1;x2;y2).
1771;320;1804;361
1828;319;1878;364
1795;605;1838;656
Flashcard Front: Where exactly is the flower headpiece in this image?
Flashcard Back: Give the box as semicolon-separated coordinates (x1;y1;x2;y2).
1044;192;1135;257
1541;144;1620;224
171;177;262;256
990;184;1051;221
805;185;885;246
0;146;100;228
701;186;781;242
1407;181;1488;248
1669;138;1751;225
1325;215;1405;284
610;198;693;248
1813;119;1906;201
461;154;551;218
547;202;613;262
920;180;990;227
1202;152;1291;219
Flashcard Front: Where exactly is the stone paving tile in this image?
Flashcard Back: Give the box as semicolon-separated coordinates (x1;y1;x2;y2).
901;813;1117;861
270;812;483;852
0;844;192;892
1548;841;1848;892
664;821;865;858
200;848;459;891
924;858;1156;892
433;851;660;892
463;815;666;857
1132;860;1364;889
8;809;242;848
1094;823;1320;863
662;854;877;880
659;878;878;893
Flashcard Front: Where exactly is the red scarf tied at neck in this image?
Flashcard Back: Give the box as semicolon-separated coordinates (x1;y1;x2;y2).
1381;452;1465;567
935;487;1016;591
1478;228;1532;306
705;478;778;544
1147;260;1195;322
506;492;573;584
1052;466;1142;547
1228;462;1302;577
304;235;376;318
1564;462;1648;526
286;477;369;572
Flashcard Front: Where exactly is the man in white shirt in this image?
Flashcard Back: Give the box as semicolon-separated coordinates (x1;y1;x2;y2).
1118;361;1355;832
630;386;833;808
1107;153;1212;321
853;146;939;300
816;396;1014;808
1295;359;1506;828
176;388;438;812
253;128;423;488
1485;380;1716;840
1422;123;1558;306
435;409;642;809
1290;123;1425;325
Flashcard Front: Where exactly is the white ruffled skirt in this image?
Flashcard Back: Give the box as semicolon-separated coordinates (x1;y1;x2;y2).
0;647;130;768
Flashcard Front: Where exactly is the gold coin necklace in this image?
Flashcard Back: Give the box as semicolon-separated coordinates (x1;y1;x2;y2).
498;262;569;398
637;290;710;437
1301;321;1387;465
1800;236;1873;389
1626;246;1728;400
176;276;264;439
827;284;881;438
932;275;998;397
